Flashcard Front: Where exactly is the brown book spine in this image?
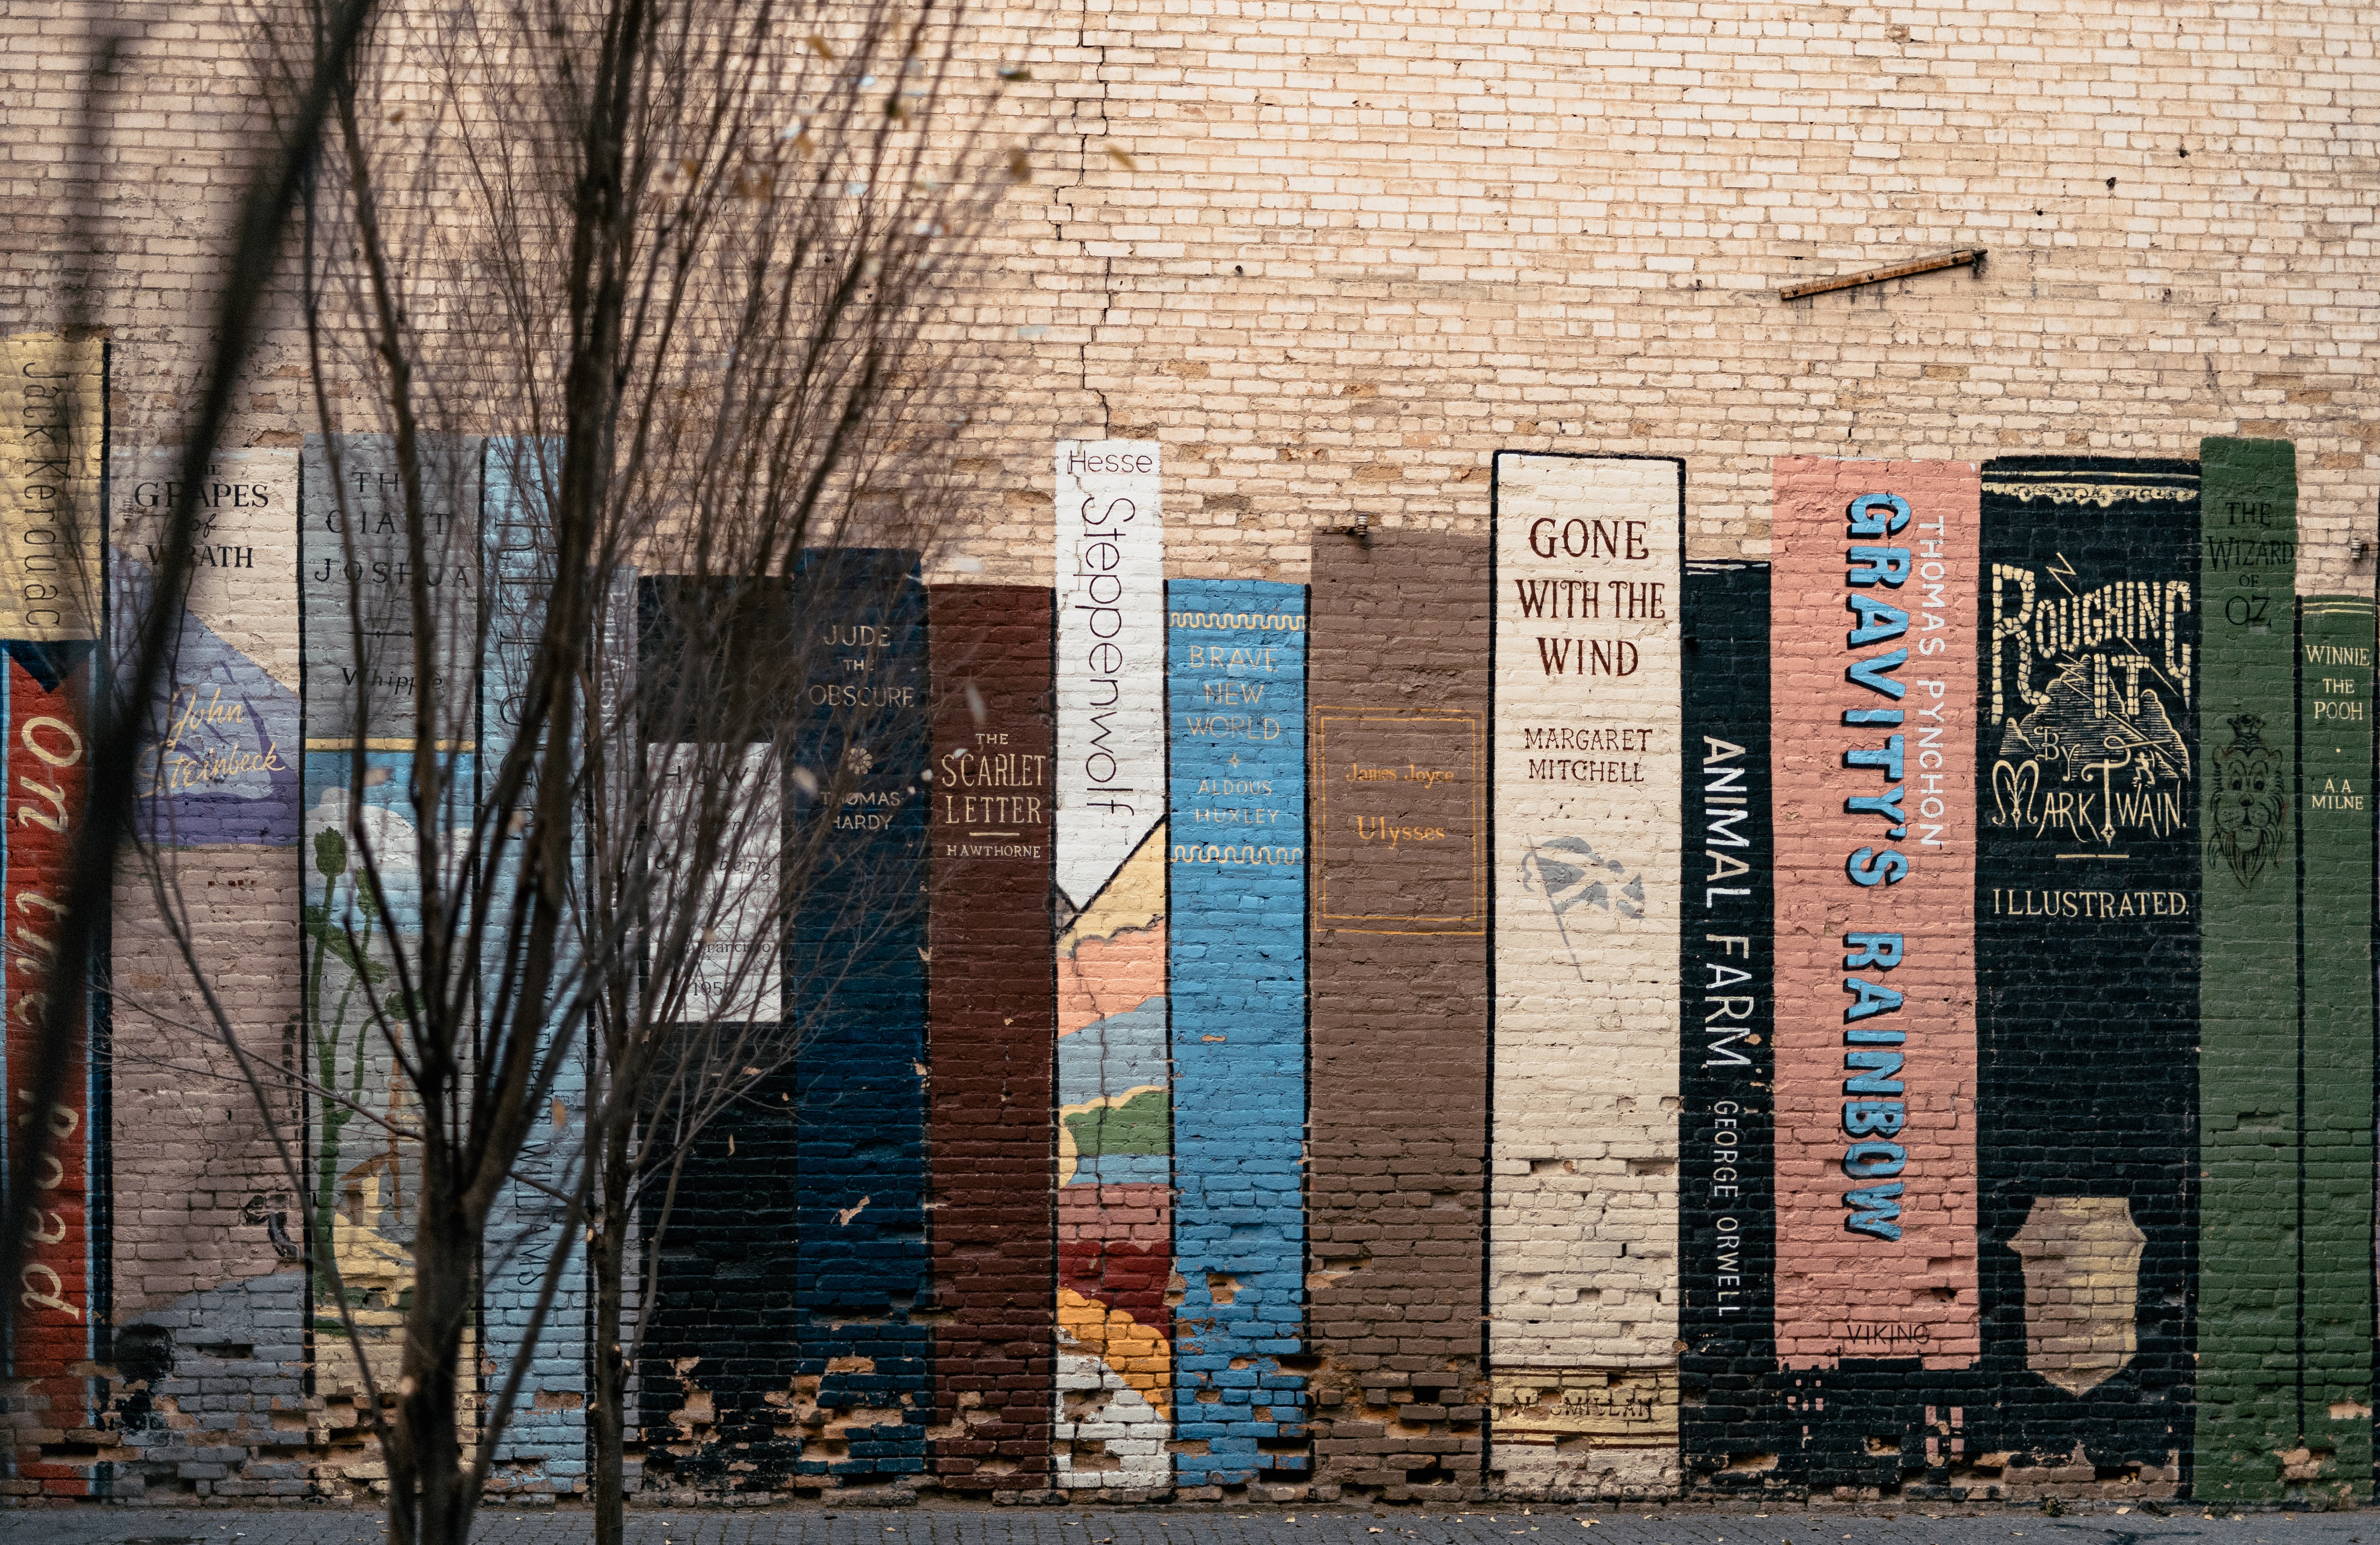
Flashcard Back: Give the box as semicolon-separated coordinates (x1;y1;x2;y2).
927;583;1058;1488
1306;529;1491;1495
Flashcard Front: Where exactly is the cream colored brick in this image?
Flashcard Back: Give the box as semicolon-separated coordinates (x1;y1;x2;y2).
4;0;2377;1499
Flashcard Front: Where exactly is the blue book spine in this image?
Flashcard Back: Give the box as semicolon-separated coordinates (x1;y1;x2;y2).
477;438;587;1496
791;549;933;1477
1166;578;1309;1485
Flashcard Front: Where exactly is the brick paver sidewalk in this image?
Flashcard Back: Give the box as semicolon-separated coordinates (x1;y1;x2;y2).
0;1502;2368;1545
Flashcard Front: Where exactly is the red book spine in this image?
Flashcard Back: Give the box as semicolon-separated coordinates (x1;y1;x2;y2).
7;647;95;1491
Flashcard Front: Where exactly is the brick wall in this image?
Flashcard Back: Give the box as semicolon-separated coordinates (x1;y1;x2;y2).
1;0;2377;1510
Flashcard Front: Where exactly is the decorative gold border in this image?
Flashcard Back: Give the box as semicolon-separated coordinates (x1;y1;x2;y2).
1311;705;1486;932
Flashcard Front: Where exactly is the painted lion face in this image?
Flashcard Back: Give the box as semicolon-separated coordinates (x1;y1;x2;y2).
2210;715;2286;889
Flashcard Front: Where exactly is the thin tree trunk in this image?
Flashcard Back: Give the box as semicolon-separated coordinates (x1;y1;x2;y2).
590;1144;632;1545
389;1178;480;1545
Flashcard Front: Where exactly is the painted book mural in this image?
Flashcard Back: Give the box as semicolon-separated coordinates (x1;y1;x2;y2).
477;438;587;1493
635;574;801;1492
1489;453;1686;1497
927;584;1057;1491
1975;458;2198;1476
9;408;2380;1505
1306;529;1491;1497
788;549;933;1480
298;431;482;1402
1709;460;1987;1491
1053;818;1172;1490
1769;457;1980;1367
2291;591;2377;1501
1167;579;1308;1487
111;446;301;844
1054;440;1173;1490
105;442;306;1490
1677;555;1773;1489
2197;438;2300;1496
2;331;106;1493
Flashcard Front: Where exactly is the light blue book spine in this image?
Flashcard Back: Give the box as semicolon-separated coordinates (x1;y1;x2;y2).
1166;578;1310;1485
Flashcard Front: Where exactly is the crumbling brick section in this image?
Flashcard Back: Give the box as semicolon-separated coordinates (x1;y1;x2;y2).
102;848;311;1502
1304;530;1491;1499
101;1272;316;1502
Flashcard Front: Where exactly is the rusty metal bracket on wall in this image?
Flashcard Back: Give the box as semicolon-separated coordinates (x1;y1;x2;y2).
1779;247;1987;302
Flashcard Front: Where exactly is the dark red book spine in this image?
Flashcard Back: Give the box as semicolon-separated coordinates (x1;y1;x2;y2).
927;583;1057;1488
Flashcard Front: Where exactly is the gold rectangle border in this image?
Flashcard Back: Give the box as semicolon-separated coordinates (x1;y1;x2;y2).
1311;704;1486;932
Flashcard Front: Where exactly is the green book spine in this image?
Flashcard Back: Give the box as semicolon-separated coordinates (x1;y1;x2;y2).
2296;593;2375;1502
2196;436;2300;1500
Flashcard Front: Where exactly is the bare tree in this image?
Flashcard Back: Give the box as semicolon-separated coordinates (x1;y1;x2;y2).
20;0;1041;1542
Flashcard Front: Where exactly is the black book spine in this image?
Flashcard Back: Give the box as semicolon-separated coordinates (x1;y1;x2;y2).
1680;558;1775;1488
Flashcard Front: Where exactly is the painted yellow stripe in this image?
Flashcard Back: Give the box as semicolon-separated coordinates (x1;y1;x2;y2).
1056;1288;1170;1419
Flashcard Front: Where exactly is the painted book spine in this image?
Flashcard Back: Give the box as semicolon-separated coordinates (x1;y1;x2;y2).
1488;452;1684;1494
1055;440;1163;916
105;444;304;1474
791;550;932;1477
2196;436;2302;1496
478;438;586;1496
1167;577;1309;1486
632;575;798;1489
298;431;483;1404
1678;557;1772;1486
1305;528;1491;1491
111;445;302;843
1975;457;2198;1472
2295;591;2375;1499
4;649;95;1483
1770;457;1980;1371
926;582;1057;1490
1053;440;1171;1490
0;331;105;1480
0;330;104;647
